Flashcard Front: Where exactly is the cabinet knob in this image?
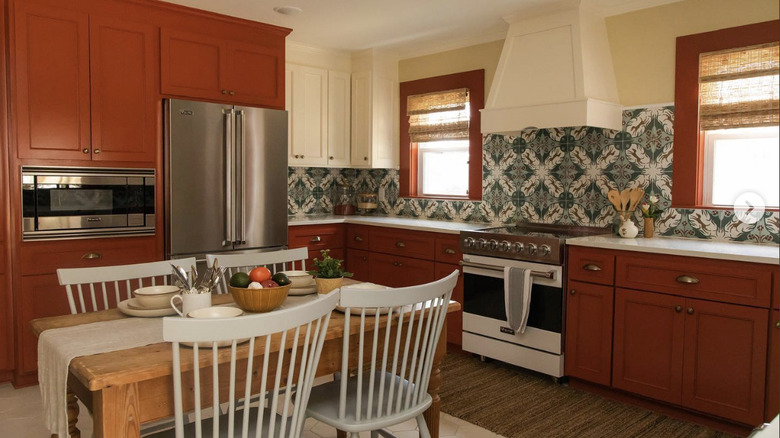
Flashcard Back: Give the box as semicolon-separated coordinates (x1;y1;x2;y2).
362;256;367;261
686;307;695;315
570;290;576;295
82;148;90;154
81;252;102;260
222;90;227;94
354;236;363;242
93;149;101;154
675;305;682;313
392;261;403;267
301;155;305;159
329;156;334;160
395;241;406;248
582;264;602;271
444;248;456;255
229;91;235;96
676;275;699;284
309;236;322;243
363;157;368;161
775;321;779;329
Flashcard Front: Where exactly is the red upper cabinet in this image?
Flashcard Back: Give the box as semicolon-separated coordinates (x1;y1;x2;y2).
12;3;91;160
161;28;285;109
12;4;157;163
89;17;157;162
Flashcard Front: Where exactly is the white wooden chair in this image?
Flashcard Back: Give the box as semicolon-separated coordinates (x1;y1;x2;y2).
305;271;458;438
56;258;196;314
206;248;308;294
154;290;340;438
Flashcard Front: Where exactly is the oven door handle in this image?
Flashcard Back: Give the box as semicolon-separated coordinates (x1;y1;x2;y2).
459;260;556;280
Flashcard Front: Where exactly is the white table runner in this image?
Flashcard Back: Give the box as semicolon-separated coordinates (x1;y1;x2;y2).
38;317;165;437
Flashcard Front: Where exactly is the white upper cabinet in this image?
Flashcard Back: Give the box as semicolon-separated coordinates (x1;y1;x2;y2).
327;71;351;167
287;64;328;167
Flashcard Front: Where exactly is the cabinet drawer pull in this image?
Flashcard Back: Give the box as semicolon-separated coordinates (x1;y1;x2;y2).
444;248;456;255
82;252;102;260
675;305;682;313
686;307;695;315
395;241;406;248
570;290;576;295
354;236;363;242
582;264;602;271
309;236;322;243
676;275;700;284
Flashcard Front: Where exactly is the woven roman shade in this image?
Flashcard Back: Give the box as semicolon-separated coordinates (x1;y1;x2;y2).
699;42;779;130
407;88;470;142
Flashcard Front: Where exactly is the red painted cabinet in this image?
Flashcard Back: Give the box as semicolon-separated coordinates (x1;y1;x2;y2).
435;263;462;346
565;280;614;386
288;224;345;270
767;310;779;421
346;249;370;282
161;28;285;109
12;3;91;160
369;252;433;288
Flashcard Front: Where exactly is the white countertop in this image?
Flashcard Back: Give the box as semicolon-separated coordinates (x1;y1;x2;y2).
567;234;779;265
288;215;488;234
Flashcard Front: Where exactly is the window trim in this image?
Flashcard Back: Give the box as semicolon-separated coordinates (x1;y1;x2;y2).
399;69;484;200
672;20;779;209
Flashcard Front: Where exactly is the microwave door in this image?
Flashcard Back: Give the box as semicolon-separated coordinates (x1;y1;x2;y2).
232;106;288;251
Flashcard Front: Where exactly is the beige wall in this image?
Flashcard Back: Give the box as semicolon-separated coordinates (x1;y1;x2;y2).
398;40;504;92
606;0;779;106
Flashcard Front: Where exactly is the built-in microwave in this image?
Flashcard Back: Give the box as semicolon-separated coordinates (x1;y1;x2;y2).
22;167;155;239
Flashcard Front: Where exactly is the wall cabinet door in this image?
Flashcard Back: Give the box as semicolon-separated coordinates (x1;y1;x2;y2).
767;310;779;422
565;280;614;386
327;70;351;166
346;249;370;282
350;70;371;166
225;41;284;108
435;263;462;346
613;288;685;405
288;64;328;166
369;252;433;288
160;28;226;102
681;298;768;425
13;3;91;160
89;17;157;162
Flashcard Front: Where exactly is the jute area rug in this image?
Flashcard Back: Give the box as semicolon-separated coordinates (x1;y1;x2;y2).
439;353;739;438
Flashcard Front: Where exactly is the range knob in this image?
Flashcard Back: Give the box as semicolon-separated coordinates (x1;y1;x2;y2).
499;240;511;252
464;237;475;248
477;238;488;249
512;242;525;253
489;239;499;250
527;243;537;255
539;244;551;256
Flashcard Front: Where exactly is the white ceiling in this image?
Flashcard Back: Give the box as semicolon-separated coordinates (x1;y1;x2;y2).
161;0;682;59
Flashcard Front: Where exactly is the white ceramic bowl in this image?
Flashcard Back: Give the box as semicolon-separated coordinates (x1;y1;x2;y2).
133;285;180;308
187;306;243;319
280;270;315;288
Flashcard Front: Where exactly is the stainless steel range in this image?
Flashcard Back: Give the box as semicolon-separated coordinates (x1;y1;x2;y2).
459;223;610;378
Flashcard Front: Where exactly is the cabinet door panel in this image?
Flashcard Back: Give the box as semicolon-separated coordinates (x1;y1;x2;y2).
160;28;225;100
767;310;779;422
436;263;462;346
13;3;90;160
350;71;371;166
226;41;283;108
288;64;327;166
327;71;351;166
0;273;11;373
90;17;157;162
18;274;72;375
682;298;767;425
613;288;685;404
346;225;371;250
346;249;370;282
565;281;613;386
369;253;433;288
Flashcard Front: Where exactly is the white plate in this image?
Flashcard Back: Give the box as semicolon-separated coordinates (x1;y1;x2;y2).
118;299;177;317
336;282;391;315
125;297;170;311
288;285;317;296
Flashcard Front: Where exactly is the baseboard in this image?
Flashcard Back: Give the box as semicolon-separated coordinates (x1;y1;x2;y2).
569;378;754;437
11;370;38;388
0;369;13;384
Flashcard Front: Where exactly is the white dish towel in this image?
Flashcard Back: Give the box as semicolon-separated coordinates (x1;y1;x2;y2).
504;266;532;333
38;317;165;437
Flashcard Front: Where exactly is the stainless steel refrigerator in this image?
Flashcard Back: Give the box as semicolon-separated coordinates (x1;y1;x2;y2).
164;99;288;261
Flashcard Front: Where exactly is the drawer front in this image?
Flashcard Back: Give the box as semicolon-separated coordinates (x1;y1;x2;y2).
435;234;462;264
20;236;158;276
369;252;434;288
369;228;434;260
346;225;371;250
568;246;615;285
289;224;344;254
616;253;772;308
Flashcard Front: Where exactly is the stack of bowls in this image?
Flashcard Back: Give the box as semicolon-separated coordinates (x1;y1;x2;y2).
132;285;180;309
281;271;316;295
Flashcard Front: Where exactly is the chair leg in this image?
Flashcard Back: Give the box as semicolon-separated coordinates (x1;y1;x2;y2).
371;431;380;438
416;415;431;438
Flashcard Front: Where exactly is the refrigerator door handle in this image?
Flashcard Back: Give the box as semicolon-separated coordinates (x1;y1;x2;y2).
223;109;235;246
235;109;246;244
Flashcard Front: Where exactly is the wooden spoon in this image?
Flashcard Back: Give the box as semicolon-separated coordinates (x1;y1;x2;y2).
629;188;645;212
607;190;621;210
619;189;631;212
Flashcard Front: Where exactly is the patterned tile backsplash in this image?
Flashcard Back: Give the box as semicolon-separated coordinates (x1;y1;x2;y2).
288;106;779;244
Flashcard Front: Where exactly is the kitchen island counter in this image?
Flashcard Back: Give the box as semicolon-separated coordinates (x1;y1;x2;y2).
288;215;488;234
567;234;779;265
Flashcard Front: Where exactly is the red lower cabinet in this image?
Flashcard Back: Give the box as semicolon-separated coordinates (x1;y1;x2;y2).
767;310;779;421
369;252;433;288
565;281;614;386
346;249;370;282
435;263;462;346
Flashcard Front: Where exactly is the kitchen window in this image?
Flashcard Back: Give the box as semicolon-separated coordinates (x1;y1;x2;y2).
673;20;779;209
399;70;484;200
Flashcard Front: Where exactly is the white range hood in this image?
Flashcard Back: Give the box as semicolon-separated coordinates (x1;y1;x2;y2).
482;0;623;134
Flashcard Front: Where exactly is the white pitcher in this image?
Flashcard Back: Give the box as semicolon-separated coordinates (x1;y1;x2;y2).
170;292;212;317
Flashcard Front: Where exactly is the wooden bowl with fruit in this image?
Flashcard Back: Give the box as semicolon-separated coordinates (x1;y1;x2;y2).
228;267;292;313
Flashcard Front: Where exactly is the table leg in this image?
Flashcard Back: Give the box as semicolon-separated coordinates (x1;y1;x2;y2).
94;383;141;438
423;328;447;438
51;389;81;438
337;431;348;438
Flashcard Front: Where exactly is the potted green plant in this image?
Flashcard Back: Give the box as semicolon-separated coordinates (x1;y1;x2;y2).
308;249;353;294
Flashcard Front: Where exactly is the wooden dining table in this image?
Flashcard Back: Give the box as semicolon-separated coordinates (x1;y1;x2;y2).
31;287;459;438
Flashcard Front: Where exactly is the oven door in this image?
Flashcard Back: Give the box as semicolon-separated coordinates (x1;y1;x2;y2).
461;254;563;354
